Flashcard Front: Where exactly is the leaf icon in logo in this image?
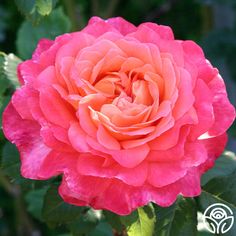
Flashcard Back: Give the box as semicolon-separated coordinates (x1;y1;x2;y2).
204;216;218;233
219;216;234;234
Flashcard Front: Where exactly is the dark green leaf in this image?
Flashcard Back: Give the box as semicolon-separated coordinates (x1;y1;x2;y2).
0;6;9;43
201;151;236;186
42;185;82;227
15;0;57;22
25;187;49;220
120;204;156;236
197;231;212;236
103;210;124;233
68;208;101;236
154;197;197;236
0;96;11;136
88;222;113;236
1;142;21;181
16;7;71;59
0;53;10;96
14;0;36;18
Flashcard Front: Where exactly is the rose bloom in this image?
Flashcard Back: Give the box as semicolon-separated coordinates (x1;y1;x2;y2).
3;17;235;215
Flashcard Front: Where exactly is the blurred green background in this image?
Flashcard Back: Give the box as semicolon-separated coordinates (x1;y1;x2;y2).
0;0;235;235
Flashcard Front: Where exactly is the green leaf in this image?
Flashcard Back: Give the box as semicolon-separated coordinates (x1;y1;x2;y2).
68;208;101;236
0;52;21;90
0;95;11;136
36;0;53;16
1;142;21;181
154;197;197;236
120;204;156;236
16;7;71;59
1;142;35;187
198;171;236;235
15;0;57;22
42;185;82;227
25;187;49;220
3;53;21;88
201;151;236;186
0;53;11;96
0;52;21;134
88;222;113;236
14;0;36;18
197;231;212;236
103;210;124;233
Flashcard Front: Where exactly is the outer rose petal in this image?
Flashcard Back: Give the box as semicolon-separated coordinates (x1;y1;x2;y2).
12;86;34;120
182;40;218;83
89;16;136;35
198;133;228;173
147;162;186;187
38;151;78;178
17;60;43;84
86;136;150;168
32;39;54;62
189;79;214;140
141;22;174;40
83;17;120;37
208;75;235;136
59;165;201;215
3;103;51;179
40;126;74;153
77;154;148;186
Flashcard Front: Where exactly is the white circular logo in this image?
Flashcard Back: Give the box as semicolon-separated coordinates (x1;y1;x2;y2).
203;203;234;234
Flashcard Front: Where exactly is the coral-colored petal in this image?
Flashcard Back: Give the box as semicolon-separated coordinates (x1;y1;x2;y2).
147;162;186;187
149;113;194;150
86;135;149;168
112;144;150;168
97;125;121;150
77;154;148;186
68;122;90;152
40;126;74;153
147;127;189;162
172;68;195;119
38;151;78;178
39;87;76;128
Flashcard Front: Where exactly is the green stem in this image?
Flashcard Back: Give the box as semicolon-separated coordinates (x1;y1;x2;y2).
0;170;16;196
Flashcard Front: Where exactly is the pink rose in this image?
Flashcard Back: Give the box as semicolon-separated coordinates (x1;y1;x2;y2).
3;17;235;215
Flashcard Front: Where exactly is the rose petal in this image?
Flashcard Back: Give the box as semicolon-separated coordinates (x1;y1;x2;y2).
32;38;54;62
3;103;51;179
97;125;121;150
77;154;148;186
208;75;235;136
